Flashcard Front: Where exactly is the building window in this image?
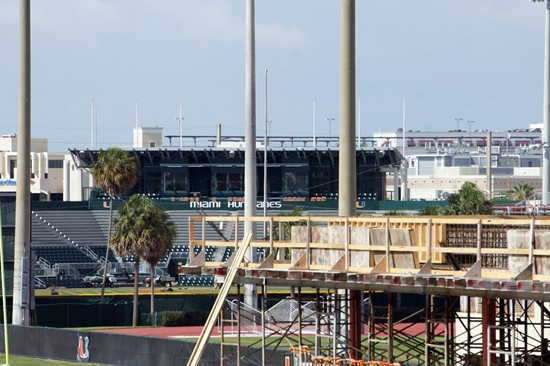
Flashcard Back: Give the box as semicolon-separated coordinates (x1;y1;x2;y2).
162;172;186;193
215;172;243;192
149;141;156;148
284;170;308;194
48;160;63;169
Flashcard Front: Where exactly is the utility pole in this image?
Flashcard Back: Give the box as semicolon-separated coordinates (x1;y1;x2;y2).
178;98;184;148
338;0;356;218
339;1;360;361
313;98;317;148
543;0;550;204
263;69;268;238
13;0;31;326
134;98;139;147
244;0;257;308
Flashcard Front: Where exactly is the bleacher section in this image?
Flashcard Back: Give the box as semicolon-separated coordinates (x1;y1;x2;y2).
31;209;294;287
179;275;215;287
34;246;96;264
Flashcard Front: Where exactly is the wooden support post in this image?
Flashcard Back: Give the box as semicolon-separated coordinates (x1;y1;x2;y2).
529;217;535;265
477;220;482;262
385;218;390;272
345;217;350;271
189;217;195;261
234;216;239;249
306;218;311;270
269;217;274;256
202;216;206;247
427;218;432;262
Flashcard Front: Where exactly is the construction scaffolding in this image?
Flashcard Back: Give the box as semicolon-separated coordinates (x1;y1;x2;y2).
184;215;550;365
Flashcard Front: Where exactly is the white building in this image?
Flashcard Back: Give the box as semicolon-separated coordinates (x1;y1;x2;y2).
0;134;91;201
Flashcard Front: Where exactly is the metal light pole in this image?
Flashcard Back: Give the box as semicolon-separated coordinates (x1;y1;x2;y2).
313;98;317;148
244;0;257;308
263;69;268;238
357;97;361;147
178;98;184;148
13;0;31;326
338;0;356;218
402;98;406;158
455;117;463;146
543;0;550;204
467;120;475;142
135;98;139;147
327;117;335;140
339;1;359;361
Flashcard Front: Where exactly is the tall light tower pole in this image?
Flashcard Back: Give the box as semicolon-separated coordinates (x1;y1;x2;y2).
455;117;463;146
244;0;257;308
178;98;184;148
543;0;550;204
467;120;475;142
338;1;360;361
313;98;317;148
338;0;356;218
327;117;335;139
13;0;31;326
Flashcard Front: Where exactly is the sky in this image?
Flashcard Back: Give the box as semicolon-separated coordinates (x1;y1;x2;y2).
0;0;547;152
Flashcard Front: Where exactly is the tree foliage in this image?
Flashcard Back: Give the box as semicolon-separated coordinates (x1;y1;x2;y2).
445;181;492;215
505;183;535;201
92;147;138;197
111;195;177;325
418;205;444;216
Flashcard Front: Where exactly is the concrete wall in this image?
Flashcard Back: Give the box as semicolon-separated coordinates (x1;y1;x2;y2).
291;226;417;270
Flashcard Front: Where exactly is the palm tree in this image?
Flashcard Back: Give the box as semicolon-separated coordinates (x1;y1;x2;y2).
111;194;154;326
446;181;492;215
92;147;138;300
111;195;176;326
141;207;176;321
506;183;535;201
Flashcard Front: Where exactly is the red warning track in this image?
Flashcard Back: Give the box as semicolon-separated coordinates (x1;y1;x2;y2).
94;322;432;339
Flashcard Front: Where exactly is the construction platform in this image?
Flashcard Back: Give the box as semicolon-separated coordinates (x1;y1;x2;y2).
183;215;550;366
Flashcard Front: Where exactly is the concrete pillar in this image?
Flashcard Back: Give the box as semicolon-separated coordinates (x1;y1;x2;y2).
338;0;356;217
244;0;257;308
543;1;550;204
63;160;70;202
393;169;399;201
13;0;31;326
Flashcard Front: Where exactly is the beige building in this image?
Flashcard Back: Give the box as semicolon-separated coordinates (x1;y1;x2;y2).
0;134;91;201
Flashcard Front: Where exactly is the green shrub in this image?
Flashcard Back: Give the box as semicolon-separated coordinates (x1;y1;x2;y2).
157;311;186;327
157;310;210;327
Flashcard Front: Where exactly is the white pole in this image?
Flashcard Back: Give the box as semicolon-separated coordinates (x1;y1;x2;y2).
135;98;139;148
179;98;183;149
264;69;268;239
543;1;550;204
357;97;361;147
91;98;95;148
94;102;97;148
0;205;10;365
402;97;406;159
313;97;317;148
244;0;258;308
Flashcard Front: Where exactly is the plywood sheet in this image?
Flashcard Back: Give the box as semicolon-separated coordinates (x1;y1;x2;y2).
507;230;530;275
